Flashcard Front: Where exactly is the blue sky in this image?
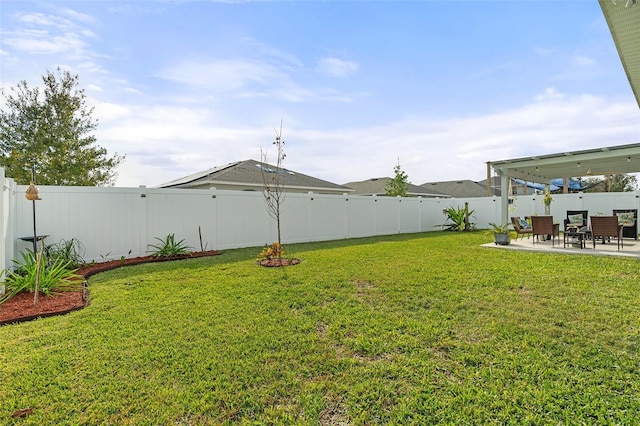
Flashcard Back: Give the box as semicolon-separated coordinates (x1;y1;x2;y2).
1;0;639;188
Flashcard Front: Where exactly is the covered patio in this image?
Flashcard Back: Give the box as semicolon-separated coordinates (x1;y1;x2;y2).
488;143;640;225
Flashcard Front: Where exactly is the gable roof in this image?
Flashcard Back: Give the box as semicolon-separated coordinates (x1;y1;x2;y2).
344;177;449;197
157;159;352;194
419;179;491;198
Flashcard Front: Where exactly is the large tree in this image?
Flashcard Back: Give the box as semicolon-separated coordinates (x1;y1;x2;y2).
0;68;124;185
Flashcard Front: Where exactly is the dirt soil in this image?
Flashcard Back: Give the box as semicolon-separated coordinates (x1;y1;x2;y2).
0;251;221;325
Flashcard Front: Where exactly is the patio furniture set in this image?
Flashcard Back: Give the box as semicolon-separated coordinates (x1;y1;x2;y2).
510;209;637;251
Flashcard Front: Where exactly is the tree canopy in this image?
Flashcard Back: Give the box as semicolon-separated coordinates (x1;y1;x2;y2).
0;68;124;185
582;174;638;193
385;161;410;197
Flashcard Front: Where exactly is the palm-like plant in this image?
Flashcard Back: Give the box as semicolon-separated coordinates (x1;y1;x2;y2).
440;206;475;231
0;251;82;304
148;234;192;257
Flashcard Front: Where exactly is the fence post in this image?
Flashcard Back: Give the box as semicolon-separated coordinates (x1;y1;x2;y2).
0;168;5;292
210;187;217;250
139;185;148;258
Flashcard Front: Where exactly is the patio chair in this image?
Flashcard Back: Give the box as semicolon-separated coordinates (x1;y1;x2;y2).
531;215;559;247
511;216;533;241
590;216;623;251
613;209;637;240
564;210;588;232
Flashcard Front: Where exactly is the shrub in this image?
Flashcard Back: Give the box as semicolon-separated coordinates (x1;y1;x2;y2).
257;242;285;261
0;251;82;304
44;238;86;269
440;205;476;231
148;234;192;257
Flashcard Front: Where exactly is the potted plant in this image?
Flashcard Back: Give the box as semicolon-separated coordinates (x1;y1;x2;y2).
487;222;511;245
543;189;553;215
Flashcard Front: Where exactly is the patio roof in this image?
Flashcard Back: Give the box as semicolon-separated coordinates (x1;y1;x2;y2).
599;0;640;109
489;143;640;225
489;143;640;184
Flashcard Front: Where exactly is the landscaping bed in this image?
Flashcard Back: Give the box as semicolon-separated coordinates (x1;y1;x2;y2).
0;250;221;325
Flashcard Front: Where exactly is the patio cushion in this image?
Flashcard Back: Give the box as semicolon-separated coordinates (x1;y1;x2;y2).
568;213;584;225
616;212;635;226
518;218;531;229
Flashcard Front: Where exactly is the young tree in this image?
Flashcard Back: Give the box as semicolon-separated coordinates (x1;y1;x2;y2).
385;160;410;197
260;121;286;256
0;67;124;185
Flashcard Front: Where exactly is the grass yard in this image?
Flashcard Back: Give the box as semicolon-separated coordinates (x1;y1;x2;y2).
1;231;639;424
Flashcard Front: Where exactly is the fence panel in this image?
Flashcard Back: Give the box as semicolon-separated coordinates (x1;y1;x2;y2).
308;194;347;242
278;193;312;244
4;175;640;271
214;190;269;249
1;172;16;273
145;188;216;254
373;197;400;235
13;186;148;262
399;199;421;234
346;196;377;238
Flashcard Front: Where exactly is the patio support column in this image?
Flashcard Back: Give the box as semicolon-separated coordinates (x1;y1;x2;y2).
500;174;509;225
486;162;492;197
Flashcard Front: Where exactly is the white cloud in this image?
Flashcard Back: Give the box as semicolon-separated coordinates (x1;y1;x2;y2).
56;7;96;25
157;58;356;103
122;87;143;94
286;95;640;186
535;87;565;102
158;58;284;92
94;92;639;188
87;84;103;92
317;57;359;77
242;37;304;70
574;55;596;67
3;12;96;56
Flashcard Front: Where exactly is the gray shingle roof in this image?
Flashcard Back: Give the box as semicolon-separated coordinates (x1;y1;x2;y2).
344;177;449;197
419;180;491;198
158;159;352;194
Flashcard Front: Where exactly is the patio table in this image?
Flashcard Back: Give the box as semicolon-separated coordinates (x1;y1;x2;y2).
563;227;588;249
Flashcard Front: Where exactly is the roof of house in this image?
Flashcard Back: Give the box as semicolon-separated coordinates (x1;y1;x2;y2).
419;179;492;198
344;177;449;197
476;177;504;196
157;159;352;193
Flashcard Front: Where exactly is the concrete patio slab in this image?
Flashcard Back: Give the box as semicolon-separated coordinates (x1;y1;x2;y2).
483;235;640;259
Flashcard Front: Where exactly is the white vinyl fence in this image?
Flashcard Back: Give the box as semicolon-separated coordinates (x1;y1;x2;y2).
1;168;639;272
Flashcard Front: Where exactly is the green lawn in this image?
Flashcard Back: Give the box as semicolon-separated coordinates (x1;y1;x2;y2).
1;232;639;424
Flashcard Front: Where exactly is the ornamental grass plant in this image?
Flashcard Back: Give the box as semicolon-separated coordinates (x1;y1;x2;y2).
1;232;639;424
0;251;82;304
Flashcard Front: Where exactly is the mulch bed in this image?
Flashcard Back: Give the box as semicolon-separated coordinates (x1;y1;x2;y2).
0;250;221;326
258;258;302;267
